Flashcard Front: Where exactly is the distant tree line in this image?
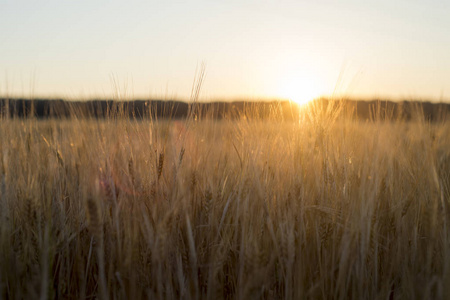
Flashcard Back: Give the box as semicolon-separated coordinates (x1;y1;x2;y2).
0;98;449;121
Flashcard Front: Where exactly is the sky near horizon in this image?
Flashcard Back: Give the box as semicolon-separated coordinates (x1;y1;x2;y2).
1;0;450;102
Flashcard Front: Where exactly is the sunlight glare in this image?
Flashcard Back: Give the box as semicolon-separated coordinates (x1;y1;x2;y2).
278;74;322;106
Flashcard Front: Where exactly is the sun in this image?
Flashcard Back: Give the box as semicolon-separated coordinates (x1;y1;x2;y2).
278;74;322;106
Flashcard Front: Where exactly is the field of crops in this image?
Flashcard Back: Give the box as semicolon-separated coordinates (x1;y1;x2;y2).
1;101;450;299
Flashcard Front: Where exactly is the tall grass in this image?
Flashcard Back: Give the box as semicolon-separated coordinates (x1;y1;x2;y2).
0;100;450;299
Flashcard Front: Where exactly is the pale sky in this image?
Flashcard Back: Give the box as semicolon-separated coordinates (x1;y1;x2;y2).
1;0;450;102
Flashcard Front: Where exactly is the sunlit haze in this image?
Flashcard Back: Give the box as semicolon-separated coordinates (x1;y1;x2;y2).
1;0;450;102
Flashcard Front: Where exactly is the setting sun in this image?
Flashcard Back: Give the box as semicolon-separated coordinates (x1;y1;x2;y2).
278;73;323;106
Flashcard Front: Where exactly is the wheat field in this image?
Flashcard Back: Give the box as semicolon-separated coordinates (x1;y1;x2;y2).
0;101;450;299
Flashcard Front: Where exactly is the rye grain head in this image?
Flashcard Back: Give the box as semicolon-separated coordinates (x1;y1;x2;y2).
85;195;103;241
178;146;185;166
128;156;135;188
157;151;165;180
